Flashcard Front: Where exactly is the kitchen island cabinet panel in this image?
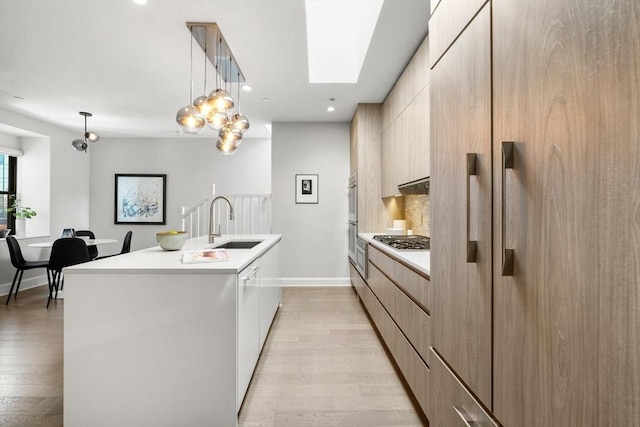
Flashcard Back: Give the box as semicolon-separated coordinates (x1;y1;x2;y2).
63;235;282;427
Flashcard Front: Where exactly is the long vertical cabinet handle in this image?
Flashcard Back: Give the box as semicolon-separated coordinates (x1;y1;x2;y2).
501;141;515;276
466;153;478;262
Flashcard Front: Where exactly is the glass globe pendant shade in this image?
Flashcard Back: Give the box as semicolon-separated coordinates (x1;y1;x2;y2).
216;139;237;155
85;131;100;143
71;139;88;152
218;124;243;145
193;95;216;122
207;88;234;113
207;112;230;130
230;113;250;133
176;105;206;134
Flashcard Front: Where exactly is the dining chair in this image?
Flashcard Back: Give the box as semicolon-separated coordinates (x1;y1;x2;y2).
5;236;50;305
75;229;98;259
47;237;91;308
95;230;132;259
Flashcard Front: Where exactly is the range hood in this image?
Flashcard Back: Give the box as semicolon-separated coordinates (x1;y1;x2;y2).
398;177;430;195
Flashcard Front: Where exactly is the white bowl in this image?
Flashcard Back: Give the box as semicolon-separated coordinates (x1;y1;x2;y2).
156;231;188;251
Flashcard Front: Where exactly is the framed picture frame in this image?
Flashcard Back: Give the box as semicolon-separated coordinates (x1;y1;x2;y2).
295;174;318;204
114;174;166;224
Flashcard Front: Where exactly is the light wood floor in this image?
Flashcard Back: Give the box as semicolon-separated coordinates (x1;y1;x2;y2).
1;285;426;426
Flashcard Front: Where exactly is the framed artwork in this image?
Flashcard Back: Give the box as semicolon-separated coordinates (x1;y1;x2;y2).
295;174;318;204
115;174;166;224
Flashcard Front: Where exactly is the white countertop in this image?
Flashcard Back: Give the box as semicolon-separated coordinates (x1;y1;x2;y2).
64;234;282;275
359;233;430;277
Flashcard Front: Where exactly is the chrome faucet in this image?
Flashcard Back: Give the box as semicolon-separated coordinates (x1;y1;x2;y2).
209;196;234;243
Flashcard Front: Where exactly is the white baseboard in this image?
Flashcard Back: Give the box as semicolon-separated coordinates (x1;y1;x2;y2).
279;277;351;287
0;275;49;297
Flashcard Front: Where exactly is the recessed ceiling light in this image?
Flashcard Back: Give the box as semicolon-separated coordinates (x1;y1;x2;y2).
133;0;148;4
242;85;253;92
327;106;335;112
262;98;270;102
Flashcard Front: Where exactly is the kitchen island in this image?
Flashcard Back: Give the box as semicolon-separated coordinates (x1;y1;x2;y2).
63;234;282;427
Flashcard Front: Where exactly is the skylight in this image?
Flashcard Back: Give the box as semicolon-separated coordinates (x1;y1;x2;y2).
305;0;384;83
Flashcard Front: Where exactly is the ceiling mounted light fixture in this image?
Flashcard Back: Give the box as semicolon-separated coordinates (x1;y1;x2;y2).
71;111;99;153
178;23;250;155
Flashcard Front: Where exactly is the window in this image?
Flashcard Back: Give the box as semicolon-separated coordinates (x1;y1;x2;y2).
0;153;17;233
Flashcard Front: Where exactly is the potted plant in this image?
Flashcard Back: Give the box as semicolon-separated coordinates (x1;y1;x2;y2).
8;195;36;236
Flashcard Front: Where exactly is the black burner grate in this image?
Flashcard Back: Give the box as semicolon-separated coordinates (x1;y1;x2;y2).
373;235;430;250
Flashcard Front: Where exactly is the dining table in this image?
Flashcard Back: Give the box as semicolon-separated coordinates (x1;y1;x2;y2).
28;237;118;299
28;237;118;248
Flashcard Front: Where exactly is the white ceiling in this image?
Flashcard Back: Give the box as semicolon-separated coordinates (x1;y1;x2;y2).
0;0;429;140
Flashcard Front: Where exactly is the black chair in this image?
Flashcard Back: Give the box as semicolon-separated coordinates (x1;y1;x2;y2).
47;237;91;308
96;231;132;260
75;230;98;260
5;236;50;305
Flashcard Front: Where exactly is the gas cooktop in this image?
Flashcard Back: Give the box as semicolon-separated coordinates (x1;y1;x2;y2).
373;235;430;250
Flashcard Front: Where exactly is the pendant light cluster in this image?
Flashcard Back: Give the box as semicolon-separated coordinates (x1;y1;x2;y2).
176;23;250;155
71;111;99;153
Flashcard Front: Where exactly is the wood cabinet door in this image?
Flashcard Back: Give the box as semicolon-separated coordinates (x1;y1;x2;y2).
493;1;640;425
430;4;492;407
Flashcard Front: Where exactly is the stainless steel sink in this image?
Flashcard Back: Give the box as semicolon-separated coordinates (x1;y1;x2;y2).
214;240;263;249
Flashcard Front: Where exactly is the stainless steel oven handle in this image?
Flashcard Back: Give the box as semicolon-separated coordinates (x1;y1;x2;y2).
501;141;515;276
466;153;478;263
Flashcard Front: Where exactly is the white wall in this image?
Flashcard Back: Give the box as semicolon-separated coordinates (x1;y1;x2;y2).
88;136;271;254
271;122;350;284
19;136;51;236
0;108;91;294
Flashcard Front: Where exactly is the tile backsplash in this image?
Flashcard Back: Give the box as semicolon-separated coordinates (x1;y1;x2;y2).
404;194;430;237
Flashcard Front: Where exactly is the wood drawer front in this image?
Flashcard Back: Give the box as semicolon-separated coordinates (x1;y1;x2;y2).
395;289;431;367
360;282;397;355
349;260;366;299
369;245;430;311
429;348;498;427
429;0;487;68
367;263;399;318
395;328;430;418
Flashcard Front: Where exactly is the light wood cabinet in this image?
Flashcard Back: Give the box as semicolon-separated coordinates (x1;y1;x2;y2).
358;243;432;420
429;0;640;425
381;36;431;198
430;3;492;408
492;1;640;425
429;349;498;427
349;113;358;174
428;0;487;68
352;104;386;232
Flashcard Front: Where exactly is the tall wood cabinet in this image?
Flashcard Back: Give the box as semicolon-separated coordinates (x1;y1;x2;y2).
430;2;492;408
492;0;640;425
429;0;640;425
352;104;386;232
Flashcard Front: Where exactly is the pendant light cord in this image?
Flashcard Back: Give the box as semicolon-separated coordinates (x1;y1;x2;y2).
203;31;207;95
189;27;194;104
